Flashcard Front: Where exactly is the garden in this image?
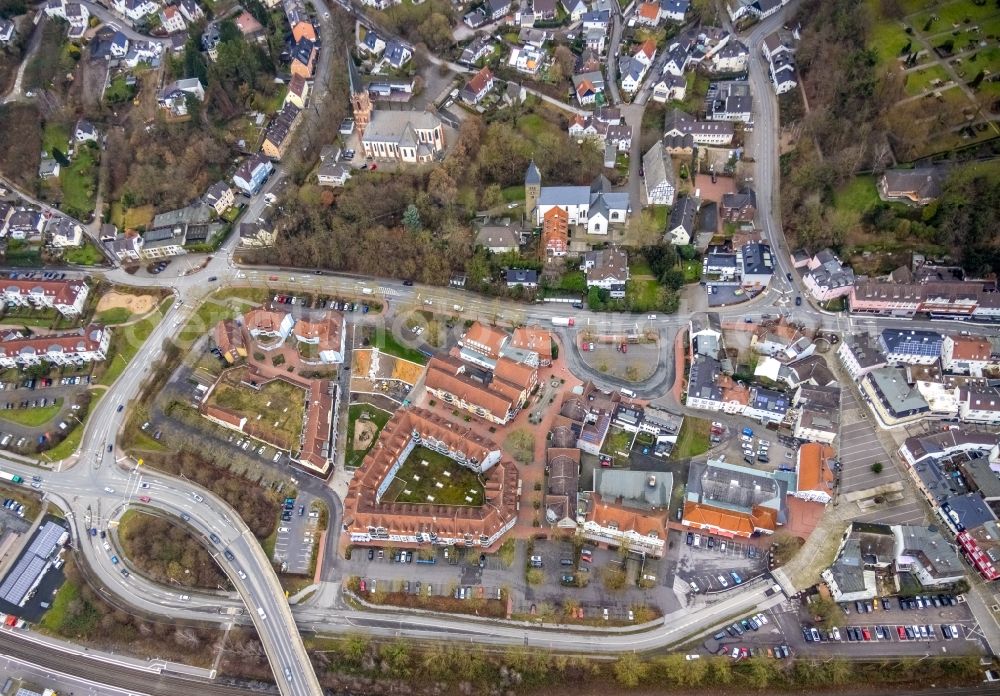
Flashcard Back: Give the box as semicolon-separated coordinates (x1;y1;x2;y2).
383;445;485;507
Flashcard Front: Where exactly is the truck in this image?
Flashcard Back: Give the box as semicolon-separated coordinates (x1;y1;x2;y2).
551;317;575;327
0;470;23;484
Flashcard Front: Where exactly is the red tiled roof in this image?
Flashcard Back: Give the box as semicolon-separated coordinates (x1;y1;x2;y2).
797;443;835;494
1;279;87;308
342;407;519;545
511;326;552;361
460;321;508;358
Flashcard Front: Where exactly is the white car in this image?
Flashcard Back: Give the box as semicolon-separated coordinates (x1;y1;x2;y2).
179;594;190;601
278;527;289;533
717;574;728;588
755;613;769;625
103;487;114;494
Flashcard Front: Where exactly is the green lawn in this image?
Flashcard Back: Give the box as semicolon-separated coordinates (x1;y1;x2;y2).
384;445;484;506
42;122;70;157
0;401;61;427
904;63;952;95
682;260;702;283
110;202;155;231
625;277;662;309
99;297;173;386
39;561;101;637
600;426;635;466
833;175;881;215
45;423;83;460
867;0;913;70
911;0;1000;32
345;403;392;468
371;330;428;365
207;370;306;450
59;145;98;217
63;240;104;265
647;205;669;231
517;114;548;138
673;417;711;460
96;307;132;325
629;259;654;277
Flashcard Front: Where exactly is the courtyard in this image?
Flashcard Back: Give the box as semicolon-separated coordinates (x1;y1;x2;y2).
205;368;306;451
345;403;392;468
383;445;485;507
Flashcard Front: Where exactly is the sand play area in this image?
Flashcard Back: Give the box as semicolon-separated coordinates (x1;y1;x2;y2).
96;291;158;315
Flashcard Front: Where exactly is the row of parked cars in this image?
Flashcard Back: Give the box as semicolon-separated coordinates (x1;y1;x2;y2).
730;645;791;660
2;498;26;517
808;623;962;642
720;612;769;639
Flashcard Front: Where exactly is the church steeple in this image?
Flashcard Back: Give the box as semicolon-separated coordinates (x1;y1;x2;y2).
348;52;371;139
524;160;541;223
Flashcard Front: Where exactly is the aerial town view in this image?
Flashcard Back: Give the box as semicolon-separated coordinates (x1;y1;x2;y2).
1;0;1000;694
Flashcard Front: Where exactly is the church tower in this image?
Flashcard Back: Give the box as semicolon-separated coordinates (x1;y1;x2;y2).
348;52;371;139
525;160;541;224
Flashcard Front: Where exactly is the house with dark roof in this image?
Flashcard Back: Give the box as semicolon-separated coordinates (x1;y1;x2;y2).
667;196;697;245
505;269;538;288
721;189;756;221
878;168;943;205
663;107;734;145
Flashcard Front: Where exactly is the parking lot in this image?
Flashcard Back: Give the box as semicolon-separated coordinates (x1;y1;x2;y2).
272;492;321;575
708;417;798;473
838;389;929;525
347;538;683;620
675;530;767;594
772;592;987;658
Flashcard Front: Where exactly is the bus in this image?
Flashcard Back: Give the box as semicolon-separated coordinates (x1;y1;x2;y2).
0;470;23;484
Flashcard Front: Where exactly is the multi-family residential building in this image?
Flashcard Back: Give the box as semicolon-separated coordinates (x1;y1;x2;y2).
761;28;797;93
232;154;275;195
957;386;1000;425
45;0;90;38
0;325;110;369
113;0;158;22
178;0;204;23
721;189;756;221
709;39;749;72
837;333;888;380
238;222;277;247
744;386;790;424
460;36;494;65
424;354;534;425
801;248;855;302
663;108;735;145
541;207;569;259
342;407;519;548
878;329;944;366
458;321;509;362
511;326;553;366
290;38;317;78
941;335;996;376
651;72;687;102
740;242;774;289
642;141;676;206
46;217;83;248
160;5;187;33
706;80;752;122
203;181;235;215
262;103;301;160
581;246;629;298
861;367;930;426
893;525;965;588
0;279;89;316
0;19;15;44
567;114;632;151
582;490;669;557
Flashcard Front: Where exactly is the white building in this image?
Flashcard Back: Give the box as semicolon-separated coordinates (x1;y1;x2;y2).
0;279;89;316
642;142;676;206
0;325;110;369
581;247;630;299
113;0;159;22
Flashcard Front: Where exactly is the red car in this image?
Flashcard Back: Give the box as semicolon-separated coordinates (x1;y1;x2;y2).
138;495;151;503
580;550;592;563
897;626;907;640
862;628;871;641
359;579;366;593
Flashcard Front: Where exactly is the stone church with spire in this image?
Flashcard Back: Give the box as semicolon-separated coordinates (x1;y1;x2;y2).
348;53;445;164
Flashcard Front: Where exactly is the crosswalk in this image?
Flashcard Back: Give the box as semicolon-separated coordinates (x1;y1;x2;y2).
378;286;399;296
